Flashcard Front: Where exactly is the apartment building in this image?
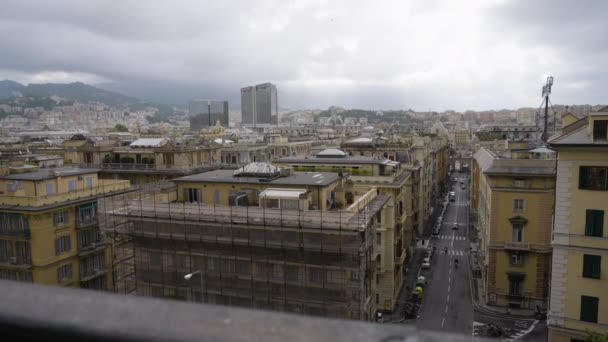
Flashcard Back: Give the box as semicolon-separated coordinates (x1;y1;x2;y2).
274;149;413;312
547;108;608;341
0;167;130;289
471;147;554;309
106;162;391;320
71;137;221;184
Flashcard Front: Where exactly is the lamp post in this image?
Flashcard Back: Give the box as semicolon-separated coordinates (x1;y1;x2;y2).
184;269;204;303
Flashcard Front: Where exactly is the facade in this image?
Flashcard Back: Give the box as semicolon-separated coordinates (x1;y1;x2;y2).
547;109;608;341
72;137;222;184
455;130;470;146
107;163;390;320
0;167;130;290
240;83;278;126
471;148;554;310
189;99;229;129
274;149;413;312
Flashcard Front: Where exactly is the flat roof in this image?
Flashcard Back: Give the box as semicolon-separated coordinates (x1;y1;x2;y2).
275;155;390;165
259;188;307;199
174;169;340;187
0;167;99;181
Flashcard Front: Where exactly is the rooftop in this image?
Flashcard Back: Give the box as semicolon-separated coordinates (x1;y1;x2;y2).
473;148;554;176
129;138;167;148
275;154;393;165
1;167;99;181
174;169;341;186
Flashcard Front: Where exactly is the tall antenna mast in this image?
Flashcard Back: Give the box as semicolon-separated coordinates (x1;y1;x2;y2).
541;76;554;142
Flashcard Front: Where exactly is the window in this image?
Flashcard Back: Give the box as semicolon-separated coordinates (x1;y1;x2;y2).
77;228;102;250
68;180;76;192
585;210;604;237
77;203;97;227
55;235;71;255
0;269;32;282
14;241;31;264
0;213;29;236
376;232;381;246
150;252;161;266
593;120;608;142
583;254;601;279
509;278;522;296
511;252;524;265
79;253;106;278
85;177;93;188
579;166;608;190
350;271;360;282
46;182;55;195
309;268;325;283
53;210;69;226
512;223;524;242
57;263;73;282
214;190;220;204
183;188;201;203
580;296;599;323
513;178;526;188
513;199;525;212
285;265;299;281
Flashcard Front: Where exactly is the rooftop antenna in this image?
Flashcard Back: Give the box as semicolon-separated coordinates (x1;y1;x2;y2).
541;76;554;142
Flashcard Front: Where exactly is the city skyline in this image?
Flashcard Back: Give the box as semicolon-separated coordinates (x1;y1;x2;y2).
1;1;607;111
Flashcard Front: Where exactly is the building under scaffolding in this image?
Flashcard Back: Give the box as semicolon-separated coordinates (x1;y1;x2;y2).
101;164;391;320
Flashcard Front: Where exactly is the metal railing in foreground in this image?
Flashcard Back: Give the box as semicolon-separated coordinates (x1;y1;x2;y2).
0;280;484;342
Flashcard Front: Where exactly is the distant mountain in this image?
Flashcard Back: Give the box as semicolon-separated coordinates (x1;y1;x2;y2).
24;82;138;106
0;80;138;106
0;80;25;98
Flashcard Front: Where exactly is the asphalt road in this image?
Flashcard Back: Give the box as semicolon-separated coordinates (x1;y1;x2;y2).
417;173;473;336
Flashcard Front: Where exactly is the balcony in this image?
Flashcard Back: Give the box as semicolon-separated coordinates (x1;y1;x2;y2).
0;279;484;342
0;180;130;208
504;242;531;251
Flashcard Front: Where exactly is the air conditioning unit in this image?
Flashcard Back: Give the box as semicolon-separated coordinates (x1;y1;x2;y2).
9;257;17;264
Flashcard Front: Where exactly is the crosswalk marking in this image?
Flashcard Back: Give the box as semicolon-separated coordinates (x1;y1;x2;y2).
449;250;465;256
437;235;467;240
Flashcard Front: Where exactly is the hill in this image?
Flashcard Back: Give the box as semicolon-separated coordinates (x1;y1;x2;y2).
0;80;26;98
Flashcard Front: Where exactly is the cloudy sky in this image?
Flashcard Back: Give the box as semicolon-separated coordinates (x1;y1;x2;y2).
1;0;607;110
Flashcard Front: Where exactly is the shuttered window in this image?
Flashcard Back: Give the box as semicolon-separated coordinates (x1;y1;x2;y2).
583;254;601;279
580;296;599;323
585;210;604;237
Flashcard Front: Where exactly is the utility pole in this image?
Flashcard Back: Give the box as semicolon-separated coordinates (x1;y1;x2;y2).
541;76;553;142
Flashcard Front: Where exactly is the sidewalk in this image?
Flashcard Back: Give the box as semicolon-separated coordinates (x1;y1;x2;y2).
385;245;426;322
469;254;536;319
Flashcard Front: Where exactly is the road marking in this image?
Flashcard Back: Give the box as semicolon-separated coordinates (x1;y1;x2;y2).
441;317;445;328
447;294;450;301
445;305;448;313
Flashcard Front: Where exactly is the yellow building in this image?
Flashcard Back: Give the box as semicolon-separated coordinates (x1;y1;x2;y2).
71;137;221;185
274;149;412;312
547;108;608;341
0;167;130;289
107;162;389;320
471;147;554;309
455;130;469;146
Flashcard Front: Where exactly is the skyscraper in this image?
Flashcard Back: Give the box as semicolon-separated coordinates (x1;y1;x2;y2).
189;99;229;130
240;83;278;126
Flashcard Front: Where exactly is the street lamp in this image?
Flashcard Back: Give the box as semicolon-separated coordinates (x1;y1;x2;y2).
184;269;204;303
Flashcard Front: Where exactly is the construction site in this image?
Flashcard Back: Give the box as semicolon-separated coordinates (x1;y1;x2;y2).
99;168;391;321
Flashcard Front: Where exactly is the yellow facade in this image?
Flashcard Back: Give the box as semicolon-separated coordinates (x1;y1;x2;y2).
547;112;608;341
0;168;129;290
472;148;553;309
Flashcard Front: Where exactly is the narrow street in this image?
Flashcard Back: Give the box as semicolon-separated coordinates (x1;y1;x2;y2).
416;173;474;336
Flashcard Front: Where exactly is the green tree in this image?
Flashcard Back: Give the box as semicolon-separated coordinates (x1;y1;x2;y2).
111;124;129;132
586;331;608;342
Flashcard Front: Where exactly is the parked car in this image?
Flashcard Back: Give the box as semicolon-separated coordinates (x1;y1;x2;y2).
422;257;431;269
449;192;456;201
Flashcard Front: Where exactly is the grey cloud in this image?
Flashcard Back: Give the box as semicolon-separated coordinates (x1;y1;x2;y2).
0;0;607;110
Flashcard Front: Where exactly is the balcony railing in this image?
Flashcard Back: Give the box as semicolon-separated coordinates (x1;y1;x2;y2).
0;279;484;342
504;242;531;251
0;180;131;208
